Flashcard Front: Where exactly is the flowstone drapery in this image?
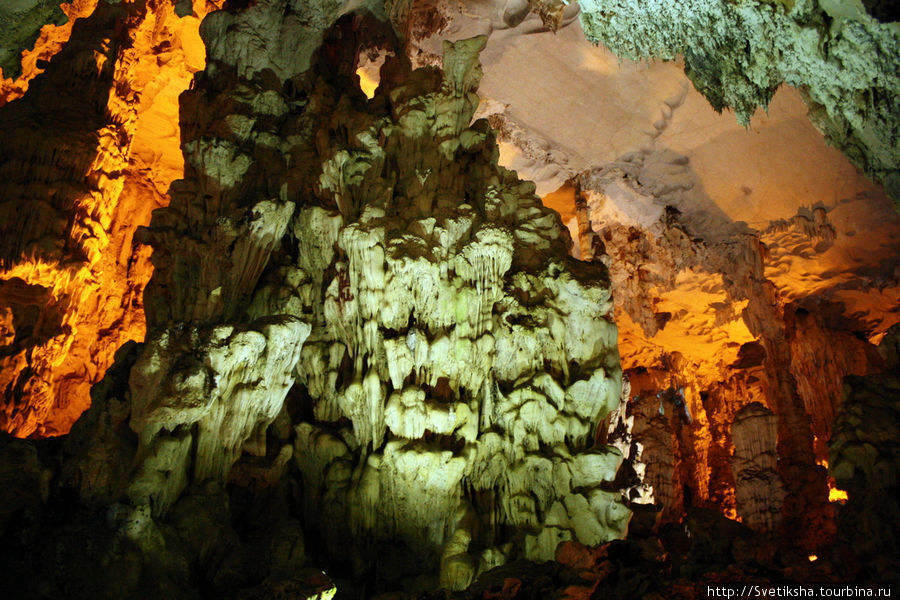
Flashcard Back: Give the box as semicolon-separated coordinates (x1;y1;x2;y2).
284;31;628;589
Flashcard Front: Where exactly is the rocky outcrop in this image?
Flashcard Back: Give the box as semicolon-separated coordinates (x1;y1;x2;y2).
406;10;900;556
579;0;900;207
0;1;361;595
8;3;629;595
111;0;358;519
0;0;101;103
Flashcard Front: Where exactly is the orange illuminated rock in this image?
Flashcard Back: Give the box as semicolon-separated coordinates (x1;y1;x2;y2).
543;143;891;548
0;0;220;438
0;0;99;105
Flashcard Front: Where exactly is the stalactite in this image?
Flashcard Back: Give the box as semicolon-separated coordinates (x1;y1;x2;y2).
785;302;884;457
573;150;888;551
0;1;898;597
579;0;900;206
283;26;628;588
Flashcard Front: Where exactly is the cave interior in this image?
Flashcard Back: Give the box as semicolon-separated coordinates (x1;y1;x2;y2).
0;0;898;598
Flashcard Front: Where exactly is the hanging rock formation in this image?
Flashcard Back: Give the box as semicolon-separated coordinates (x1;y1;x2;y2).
570;146;894;550
280;25;627;589
1;0;899;597
578;0;900;207
5;3;630;595
106;0;361;519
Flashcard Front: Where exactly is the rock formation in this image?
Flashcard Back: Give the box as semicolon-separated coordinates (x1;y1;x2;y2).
730;402;785;534
579;0;900;207
284;31;626;588
0;0;899;597
0;0;216;437
570;143;894;550
3;3;631;596
405;18;900;553
0;0;70;82
829;325;900;586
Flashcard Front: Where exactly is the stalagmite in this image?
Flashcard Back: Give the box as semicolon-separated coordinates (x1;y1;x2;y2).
730;403;785;534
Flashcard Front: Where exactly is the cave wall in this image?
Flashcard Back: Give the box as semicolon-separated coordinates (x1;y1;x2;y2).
829;325;900;584
0;0;217;437
571;153;895;551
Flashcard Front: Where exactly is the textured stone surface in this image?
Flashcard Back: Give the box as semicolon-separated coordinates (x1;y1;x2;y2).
828;325;900;585
2;1;351;596
0;0;68;80
0;0;216;437
5;2;628;594
731;403;785;534
570;150;893;547
0;0;898;596
406;16;900;541
579;0;900;206
1;0;100;104
283;29;627;589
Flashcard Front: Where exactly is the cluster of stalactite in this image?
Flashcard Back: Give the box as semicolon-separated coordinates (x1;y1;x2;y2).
578;0;900;207
0;1;897;597
0;3;631;597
